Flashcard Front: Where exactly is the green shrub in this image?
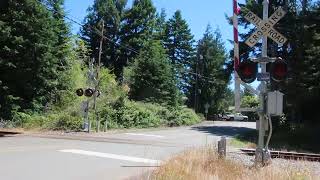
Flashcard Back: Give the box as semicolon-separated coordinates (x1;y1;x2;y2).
15;111;82;131
50;113;82;131
100;98;201;129
167;107;201;127
12;112;32;127
100;99;162;129
22;114;48;129
16;98;201;131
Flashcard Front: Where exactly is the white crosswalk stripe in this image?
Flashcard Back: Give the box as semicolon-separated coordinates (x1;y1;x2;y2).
59;149;162;164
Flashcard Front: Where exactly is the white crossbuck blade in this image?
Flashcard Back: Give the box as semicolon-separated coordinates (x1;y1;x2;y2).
244;7;287;47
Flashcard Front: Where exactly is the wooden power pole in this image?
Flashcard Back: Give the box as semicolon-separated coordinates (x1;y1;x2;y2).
94;20;104;132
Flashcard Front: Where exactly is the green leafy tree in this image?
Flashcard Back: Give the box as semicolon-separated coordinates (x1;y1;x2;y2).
241;95;259;108
219;88;235;112
128;40;179;106
241;95;259;121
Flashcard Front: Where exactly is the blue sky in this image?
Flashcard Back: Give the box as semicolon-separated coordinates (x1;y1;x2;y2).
64;0;246;50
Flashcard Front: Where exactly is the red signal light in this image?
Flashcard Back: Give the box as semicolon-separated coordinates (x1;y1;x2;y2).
237;60;258;83
271;60;287;82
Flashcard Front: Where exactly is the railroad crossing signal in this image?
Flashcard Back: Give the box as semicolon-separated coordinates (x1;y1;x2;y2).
76;88;101;97
76;88;84;96
244;7;287;47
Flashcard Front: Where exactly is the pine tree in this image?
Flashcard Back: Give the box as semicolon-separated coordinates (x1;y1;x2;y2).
293;3;320;122
154;8;167;43
81;0;127;78
164;10;195;92
119;0;157;79
128;40;179;106
0;0;70;119
187;25;229;114
46;0;73;95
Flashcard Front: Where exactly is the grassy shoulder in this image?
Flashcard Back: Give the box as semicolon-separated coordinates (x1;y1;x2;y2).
148;147;315;180
228;130;257;149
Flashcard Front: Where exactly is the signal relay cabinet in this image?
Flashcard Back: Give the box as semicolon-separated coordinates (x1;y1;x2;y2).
267;91;283;116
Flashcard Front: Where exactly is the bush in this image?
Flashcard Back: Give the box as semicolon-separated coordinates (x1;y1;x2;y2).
45;113;82;131
100;98;201;129
100;99;162;129
16;111;82;131
22;114;48;129
12;112;32;127
168;107;201;127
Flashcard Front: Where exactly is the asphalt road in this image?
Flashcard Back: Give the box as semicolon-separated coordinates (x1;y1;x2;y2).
0;121;255;180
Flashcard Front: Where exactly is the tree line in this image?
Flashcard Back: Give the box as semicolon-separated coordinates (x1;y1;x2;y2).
0;0;231;123
81;0;231;115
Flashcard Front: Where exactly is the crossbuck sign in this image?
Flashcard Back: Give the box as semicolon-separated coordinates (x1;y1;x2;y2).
245;7;287;47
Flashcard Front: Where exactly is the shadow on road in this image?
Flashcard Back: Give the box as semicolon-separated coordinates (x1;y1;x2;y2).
191;125;256;137
0;131;22;138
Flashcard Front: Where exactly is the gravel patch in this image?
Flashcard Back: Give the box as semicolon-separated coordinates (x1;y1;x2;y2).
228;151;255;166
272;158;320;177
227;152;320;177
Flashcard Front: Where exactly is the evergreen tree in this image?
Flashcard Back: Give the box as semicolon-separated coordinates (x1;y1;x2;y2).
46;0;73;95
187;25;229;114
119;0;157;79
164;10;195;92
293;3;320;122
0;0;70;119
154;8;167;43
81;0;127;78
128;40;179;106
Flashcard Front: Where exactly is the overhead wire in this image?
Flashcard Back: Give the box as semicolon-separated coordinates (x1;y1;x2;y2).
45;4;221;84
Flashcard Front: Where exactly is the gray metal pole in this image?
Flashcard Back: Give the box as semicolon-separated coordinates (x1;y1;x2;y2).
256;0;269;166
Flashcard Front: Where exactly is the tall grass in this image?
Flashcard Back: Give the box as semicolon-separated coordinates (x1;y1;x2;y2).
149;147;316;180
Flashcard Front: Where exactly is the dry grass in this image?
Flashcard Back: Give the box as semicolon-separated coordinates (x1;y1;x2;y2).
148;147;317;180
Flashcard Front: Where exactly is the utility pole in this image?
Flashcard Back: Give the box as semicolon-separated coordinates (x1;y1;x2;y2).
194;57;199;112
93;19;104;132
86;58;96;133
194;55;203;113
